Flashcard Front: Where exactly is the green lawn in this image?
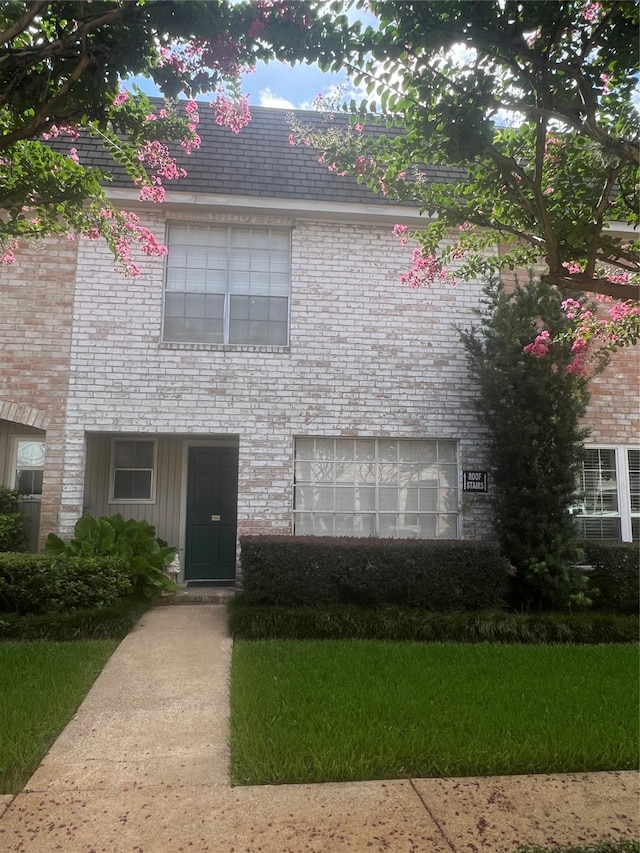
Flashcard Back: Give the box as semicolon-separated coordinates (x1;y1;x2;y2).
0;640;117;793
229;640;639;785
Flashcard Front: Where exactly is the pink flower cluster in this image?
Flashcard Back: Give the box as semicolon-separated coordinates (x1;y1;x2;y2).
41;124;80;142
135;140;188;203
583;2;601;21
211;93;251;134
393;224;408;245
0;239;19;265
523;330;551;358
400;247;456;288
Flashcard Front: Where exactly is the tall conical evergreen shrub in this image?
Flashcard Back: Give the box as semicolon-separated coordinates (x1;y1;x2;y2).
460;278;591;609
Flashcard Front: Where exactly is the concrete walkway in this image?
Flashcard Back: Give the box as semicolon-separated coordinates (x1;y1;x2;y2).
0;605;637;853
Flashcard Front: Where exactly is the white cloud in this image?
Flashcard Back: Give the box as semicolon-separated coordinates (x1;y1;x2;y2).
258;88;296;109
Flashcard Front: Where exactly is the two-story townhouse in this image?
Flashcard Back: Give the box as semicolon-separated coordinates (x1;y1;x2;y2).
1;106;637;583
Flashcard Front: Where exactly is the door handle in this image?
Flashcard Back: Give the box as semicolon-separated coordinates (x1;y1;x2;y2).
211;514;221;522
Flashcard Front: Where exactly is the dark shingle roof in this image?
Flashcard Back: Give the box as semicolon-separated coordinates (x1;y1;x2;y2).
67;104;464;206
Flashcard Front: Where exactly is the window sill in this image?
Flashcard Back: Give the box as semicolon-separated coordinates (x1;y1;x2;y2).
159;342;291;354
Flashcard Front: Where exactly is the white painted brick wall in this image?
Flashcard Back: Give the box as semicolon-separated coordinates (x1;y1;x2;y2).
60;210;495;539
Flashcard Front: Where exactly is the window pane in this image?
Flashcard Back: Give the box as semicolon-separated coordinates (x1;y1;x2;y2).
628;450;640;512
133;442;154;468
114;470;152;501
16;469;43;495
114;441;136;468
16;440;45;468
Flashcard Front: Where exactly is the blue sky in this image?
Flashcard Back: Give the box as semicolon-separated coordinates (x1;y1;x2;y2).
132;3;377;111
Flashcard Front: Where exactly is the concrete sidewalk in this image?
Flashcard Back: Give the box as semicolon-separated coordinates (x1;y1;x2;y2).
0;605;637;853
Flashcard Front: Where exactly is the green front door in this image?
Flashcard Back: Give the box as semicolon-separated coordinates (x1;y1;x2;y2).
185;446;238;583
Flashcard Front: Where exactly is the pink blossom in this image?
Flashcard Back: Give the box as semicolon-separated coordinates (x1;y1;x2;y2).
288;134;296;146
583;2;601;21
561;298;581;319
523;330;551;358
69;148;80;164
354;123;364;132
393;224;409;246
400;247;456;288
113;90;129;107
544;187;554;195
211;94;251;134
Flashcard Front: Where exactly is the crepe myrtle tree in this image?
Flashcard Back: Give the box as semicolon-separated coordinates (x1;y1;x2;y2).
289;0;639;365
0;0;356;274
460;277;592;610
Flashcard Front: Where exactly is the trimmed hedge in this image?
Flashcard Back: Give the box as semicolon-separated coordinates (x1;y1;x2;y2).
240;535;510;610
0;594;150;641
583;542;639;614
228;598;639;644
0;552;132;615
0;487;25;552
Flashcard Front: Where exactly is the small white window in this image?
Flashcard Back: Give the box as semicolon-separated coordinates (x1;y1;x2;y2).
110;440;156;503
12;438;46;498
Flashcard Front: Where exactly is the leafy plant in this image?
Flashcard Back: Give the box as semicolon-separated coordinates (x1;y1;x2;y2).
0;486;25;552
45;514;178;597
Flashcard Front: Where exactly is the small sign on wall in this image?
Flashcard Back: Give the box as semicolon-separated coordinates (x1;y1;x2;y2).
463;471;488;492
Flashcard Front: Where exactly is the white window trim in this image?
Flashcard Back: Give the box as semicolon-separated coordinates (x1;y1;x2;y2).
162;222;292;348
580;444;638;542
108;438;157;505
10;435;46;500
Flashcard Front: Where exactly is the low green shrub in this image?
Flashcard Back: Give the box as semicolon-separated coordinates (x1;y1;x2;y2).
583;542;639;614
240;535;510;609
514;843;639;853
0;487;25;552
0;552;132;615
0;594;150;641
46;513;178;597
228;597;638;644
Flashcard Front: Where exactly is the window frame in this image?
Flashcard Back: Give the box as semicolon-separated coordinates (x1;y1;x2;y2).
292;437;460;540
162;222;292;347
10;436;46;500
109;438;157;505
575;444;639;542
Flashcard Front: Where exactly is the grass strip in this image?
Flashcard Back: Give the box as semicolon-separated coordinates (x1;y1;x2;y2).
0;640;116;793
230;640;639;786
515;844;639;853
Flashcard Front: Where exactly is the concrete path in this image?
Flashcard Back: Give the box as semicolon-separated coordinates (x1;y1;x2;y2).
0;605;637;853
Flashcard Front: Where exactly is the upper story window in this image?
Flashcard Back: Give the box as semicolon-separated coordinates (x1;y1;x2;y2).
110;439;156;503
574;446;639;542
163;223;291;346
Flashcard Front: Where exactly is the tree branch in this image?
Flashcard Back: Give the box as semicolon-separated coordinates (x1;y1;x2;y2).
0;0;49;46
0;52;92;149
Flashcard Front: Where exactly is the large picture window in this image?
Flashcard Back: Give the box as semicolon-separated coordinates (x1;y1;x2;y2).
111;439;155;503
574;446;639;541
163;223;290;346
293;438;459;538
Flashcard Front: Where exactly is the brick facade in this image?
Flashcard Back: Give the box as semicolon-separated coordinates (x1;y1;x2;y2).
0;237;78;544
